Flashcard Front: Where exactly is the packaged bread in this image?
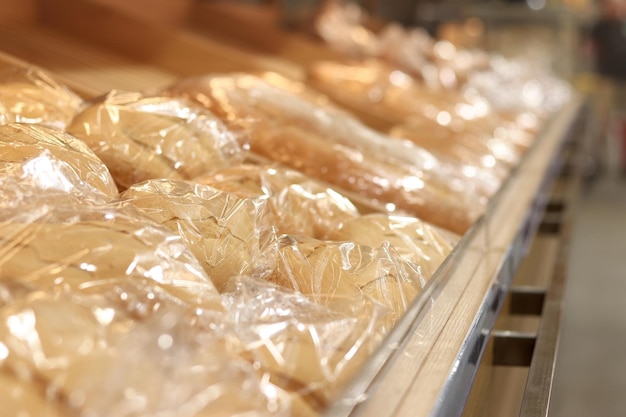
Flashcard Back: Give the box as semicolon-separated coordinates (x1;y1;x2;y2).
222;277;387;415
0;367;65;417
195;163;360;239
163;74;486;234
120;179;277;292
66;91;243;191
326;213;459;280
263;234;424;330
308;60;534;140
0;200;222;311
0;283;285;417
0;66;83;129
0;123;118;201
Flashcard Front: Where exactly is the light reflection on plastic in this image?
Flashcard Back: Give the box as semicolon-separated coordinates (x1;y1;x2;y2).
389;70;411;87
401;176;425;191
93;307;116;326
433;40;456;61
481;155;497;168
527;0;546;10
462;166;477;178
22;155;74;192
0;341;8;362
436;111;452;126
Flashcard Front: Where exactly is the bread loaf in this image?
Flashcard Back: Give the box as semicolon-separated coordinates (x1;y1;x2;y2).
0;123;118;199
66;91;243;191
326;213;459;280
222;277;386;415
196;163;360;238
265;235;424;330
0;66;82;130
163;74;485;234
120;179;276;292
0;208;222;311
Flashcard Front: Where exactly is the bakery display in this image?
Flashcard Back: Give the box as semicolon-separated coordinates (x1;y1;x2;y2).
195;163;360;238
0;123;119;201
66;91;244;191
163;74;487;234
120;178;276;292
0;66;83;129
0;1;575;410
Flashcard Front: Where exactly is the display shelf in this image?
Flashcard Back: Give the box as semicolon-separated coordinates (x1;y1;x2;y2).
0;1;587;415
326;96;583;417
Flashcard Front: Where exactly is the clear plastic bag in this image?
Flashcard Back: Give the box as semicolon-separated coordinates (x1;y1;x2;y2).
195;163;360;239
0;66;83;129
0;282;285;417
66;91;244;191
222;277;388;415
325;213;459;280
163;74;486;234
119;178;277;292
0;123;119;201
263;234;426;331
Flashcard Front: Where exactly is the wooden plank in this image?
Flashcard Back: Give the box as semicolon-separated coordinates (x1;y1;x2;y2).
0;0;38;23
37;0;304;80
187;1;343;68
0;25;176;96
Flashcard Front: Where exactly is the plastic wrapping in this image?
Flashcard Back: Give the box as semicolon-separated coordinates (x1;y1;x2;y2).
308;59;540;189
264;234;426;330
0;123;119;201
326;213;459;280
66;91;243;191
0;282;286;417
314;2;489;84
467;55;573;116
222;277;387;415
163;74;486;234
120;179;277;292
0;203;223;312
0;66;83;130
195;163;360;239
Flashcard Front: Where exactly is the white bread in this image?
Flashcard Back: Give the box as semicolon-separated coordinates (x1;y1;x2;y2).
326;213;459;280
120;179;276;292
163;74;485;234
0;214;222;311
0;123;118;199
265;235;424;330
0;67;83;130
66;91;243;191
195;163;360;239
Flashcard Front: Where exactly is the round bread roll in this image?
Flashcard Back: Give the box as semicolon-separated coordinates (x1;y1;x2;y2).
66;91;243;191
265;235;423;329
120;179;277;292
326;213;459;280
0;67;83;130
196;163;360;238
0;209;222;311
0;123;118;199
